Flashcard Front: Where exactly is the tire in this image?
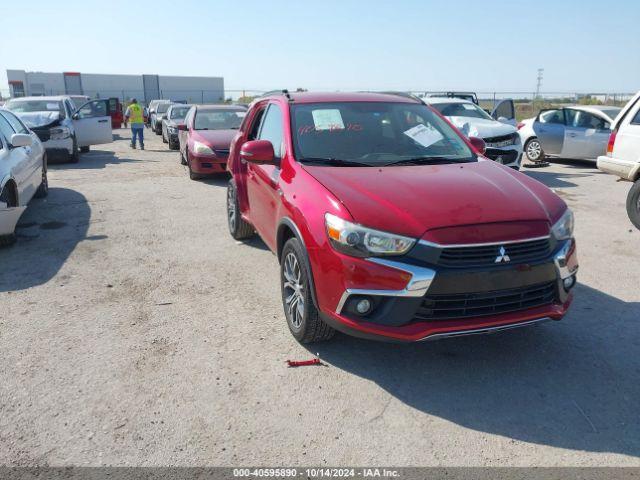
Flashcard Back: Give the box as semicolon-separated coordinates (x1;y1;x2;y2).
169;138;178;150
281;237;335;344
69;137;79;163
180;150;187;165
80;146;90;153
34;155;48;199
226;179;254;240
155;123;162;135
524;138;544;162
187;152;201;180
0;183;18;247
626;179;640;230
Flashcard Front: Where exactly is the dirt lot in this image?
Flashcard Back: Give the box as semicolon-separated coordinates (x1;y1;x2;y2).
1;129;639;467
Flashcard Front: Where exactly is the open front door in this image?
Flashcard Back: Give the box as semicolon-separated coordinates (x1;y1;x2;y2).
491;99;516;126
73;100;113;147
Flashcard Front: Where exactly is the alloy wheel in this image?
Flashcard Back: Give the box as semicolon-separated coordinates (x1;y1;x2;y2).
527;140;542;161
283;252;305;329
227;186;236;231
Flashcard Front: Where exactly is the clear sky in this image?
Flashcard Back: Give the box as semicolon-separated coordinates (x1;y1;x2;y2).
1;0;639;95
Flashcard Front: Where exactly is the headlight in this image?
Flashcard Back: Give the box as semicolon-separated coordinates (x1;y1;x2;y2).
325;213;415;258
551;208;574;240
193;141;215;155
168;126;177;133
49;127;71;140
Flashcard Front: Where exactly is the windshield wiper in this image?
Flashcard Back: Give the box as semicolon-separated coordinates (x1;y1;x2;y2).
383;156;470;166
299;157;370;167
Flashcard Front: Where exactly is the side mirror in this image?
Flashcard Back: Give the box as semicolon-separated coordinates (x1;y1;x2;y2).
240;140;275;164
468;136;486;155
177;124;188;131
10;133;33;148
497;116;509;123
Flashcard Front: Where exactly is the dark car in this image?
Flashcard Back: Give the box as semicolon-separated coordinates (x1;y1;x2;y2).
178;105;247;180
162;104;192;150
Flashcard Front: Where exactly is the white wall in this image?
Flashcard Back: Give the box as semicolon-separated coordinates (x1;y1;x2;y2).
158;76;224;103
81;73;145;100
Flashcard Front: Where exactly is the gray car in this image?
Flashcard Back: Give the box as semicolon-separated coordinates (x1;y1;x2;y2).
519;105;622;162
161;104;192;150
149;101;172;135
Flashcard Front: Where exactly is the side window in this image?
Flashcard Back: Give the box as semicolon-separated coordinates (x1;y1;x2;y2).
539;109;565;125
631;108;640;125
0;114;17;146
572;111;605;129
78;100;107;119
2;111;29;134
257;104;283;158
247;107;266;141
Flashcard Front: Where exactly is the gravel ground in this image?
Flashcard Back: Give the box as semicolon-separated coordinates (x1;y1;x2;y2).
1;129;639;467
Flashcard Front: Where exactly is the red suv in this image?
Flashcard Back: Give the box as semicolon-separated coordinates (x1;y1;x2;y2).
226;91;578;343
178;105;247;180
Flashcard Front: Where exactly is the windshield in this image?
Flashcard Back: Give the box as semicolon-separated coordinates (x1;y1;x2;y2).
291;102;475;166
169;106;191;120
194;109;245;130
6;100;62;113
431;102;493;121
156;103;170;113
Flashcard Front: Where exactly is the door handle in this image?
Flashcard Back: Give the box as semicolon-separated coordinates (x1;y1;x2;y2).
98;119;108;123
569;133;577;137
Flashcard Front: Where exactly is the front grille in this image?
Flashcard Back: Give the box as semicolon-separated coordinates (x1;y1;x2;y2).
413;281;557;321
32;128;50;142
484;148;518;163
215;148;230;156
484;132;517;147
437;238;551;268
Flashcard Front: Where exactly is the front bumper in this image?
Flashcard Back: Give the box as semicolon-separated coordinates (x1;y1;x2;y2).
0;206;27;236
597;155;640;181
483;143;523;168
314;237;578;342
189;152;228;174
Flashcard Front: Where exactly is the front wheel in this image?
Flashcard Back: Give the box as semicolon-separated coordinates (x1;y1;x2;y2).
626;179;640;230
226;179;254;239
524;138;544;162
281;238;335;344
80;146;90;153
34;155;48;198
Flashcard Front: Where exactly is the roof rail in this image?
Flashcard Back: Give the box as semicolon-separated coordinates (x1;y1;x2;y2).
258;89;292;101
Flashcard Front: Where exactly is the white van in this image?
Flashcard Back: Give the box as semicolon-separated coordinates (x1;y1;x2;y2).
597;91;640;229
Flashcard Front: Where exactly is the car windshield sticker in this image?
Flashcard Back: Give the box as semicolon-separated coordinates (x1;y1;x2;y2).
46;103;59;110
403;124;444;148
462;104;476;110
235;111;246;118
312;109;345;131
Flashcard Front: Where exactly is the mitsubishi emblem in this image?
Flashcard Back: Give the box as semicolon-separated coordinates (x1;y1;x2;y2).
495;246;511;263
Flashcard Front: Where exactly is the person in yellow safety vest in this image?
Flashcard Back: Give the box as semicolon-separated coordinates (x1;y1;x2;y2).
124;98;145;150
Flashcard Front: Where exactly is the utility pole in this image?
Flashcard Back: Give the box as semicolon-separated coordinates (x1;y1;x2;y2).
534;68;544;112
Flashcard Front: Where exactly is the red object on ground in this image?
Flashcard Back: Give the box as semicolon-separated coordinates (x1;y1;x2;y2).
286;359;322;368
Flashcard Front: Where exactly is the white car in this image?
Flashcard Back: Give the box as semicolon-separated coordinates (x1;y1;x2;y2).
4;96;113;163
596;91;640;229
0;109;47;246
518;105;621;163
423;97;523;169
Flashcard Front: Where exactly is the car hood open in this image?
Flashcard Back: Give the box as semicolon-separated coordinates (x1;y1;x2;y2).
303;160;566;240
14;111;62;129
193;129;237;149
447;116;516;139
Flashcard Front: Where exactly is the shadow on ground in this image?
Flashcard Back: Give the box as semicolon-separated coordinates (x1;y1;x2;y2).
0;188;91;292
308;283;639;457
49;150;145;170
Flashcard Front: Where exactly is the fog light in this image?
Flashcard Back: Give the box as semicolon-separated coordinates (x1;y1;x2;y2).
563;275;576;291
355;298;372;315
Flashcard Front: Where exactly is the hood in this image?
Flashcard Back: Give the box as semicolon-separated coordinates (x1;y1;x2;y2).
447;116;516;139
193;129;236;149
303;160;566;241
15;111;61;129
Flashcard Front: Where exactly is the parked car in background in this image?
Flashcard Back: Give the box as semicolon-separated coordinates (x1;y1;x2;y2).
162;104;192;150
597;92;640;229
226;91;578;343
518;105;622;163
0;109;47;246
424;97;522;169
5;96;114;161
178;104;246;180
150;101;172;134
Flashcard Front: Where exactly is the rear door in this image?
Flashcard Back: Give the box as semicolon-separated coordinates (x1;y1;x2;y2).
491;99;516;126
562;109;611;159
533;108;566;155
73;100;113;147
